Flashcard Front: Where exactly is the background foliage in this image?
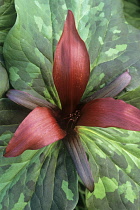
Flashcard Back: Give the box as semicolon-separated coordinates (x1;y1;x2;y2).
123;0;140;29
0;0;140;209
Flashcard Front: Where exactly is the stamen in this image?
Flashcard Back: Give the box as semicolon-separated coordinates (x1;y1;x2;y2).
63;110;81;130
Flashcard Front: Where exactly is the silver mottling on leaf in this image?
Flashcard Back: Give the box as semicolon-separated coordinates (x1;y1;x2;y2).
34;16;43;32
94;178;106;199
118;181;137;203
105;44;127;57
102;177;118;192
61;180;74;201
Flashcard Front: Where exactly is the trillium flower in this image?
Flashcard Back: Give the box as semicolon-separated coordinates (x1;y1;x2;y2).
4;10;140;192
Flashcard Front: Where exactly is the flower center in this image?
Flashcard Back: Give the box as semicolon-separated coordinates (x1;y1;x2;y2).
60;110;81;131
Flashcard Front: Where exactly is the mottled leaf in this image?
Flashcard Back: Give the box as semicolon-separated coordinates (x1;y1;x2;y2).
0;98;29;134
49;0;140;97
28;145;78;210
3;0;59;106
0;141;78;210
79;126;140;210
3;0;140;103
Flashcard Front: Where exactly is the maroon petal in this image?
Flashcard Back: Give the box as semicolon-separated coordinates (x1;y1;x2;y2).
53;10;90;116
4;107;66;157
83;70;131;103
77;98;140;131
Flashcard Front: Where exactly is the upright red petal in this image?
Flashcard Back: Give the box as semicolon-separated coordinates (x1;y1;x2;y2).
4;107;66;157
53;10;90;116
77;98;140;131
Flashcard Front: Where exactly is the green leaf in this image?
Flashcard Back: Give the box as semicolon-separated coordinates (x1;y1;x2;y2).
3;0;59;106
0;64;9;98
80;0;140;97
79;126;140;210
118;86;140;109
28;145;78;210
0;139;78;209
0;0;16;45
0;98;29;134
123;0;140;29
0;0;16;97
